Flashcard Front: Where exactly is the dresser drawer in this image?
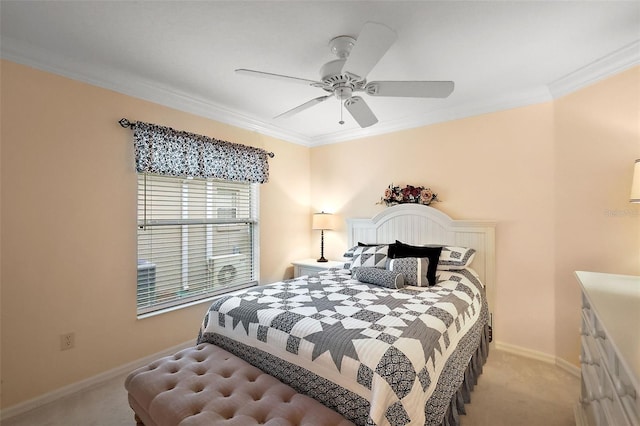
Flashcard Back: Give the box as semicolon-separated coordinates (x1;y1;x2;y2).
576;272;640;426
580;335;601;368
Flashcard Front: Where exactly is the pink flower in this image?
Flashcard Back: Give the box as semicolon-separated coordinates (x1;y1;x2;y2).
380;184;438;206
420;189;433;204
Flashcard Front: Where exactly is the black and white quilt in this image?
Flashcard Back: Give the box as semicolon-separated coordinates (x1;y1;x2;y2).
198;268;488;426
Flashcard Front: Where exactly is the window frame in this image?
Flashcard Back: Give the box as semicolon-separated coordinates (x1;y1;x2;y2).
136;172;260;318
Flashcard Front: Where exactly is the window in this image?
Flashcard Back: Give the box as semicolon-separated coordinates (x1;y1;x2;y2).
136;173;258;317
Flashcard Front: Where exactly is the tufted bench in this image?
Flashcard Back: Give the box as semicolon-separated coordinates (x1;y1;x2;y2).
125;343;354;426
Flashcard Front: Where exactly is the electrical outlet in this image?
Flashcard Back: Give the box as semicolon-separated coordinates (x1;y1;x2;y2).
60;332;75;351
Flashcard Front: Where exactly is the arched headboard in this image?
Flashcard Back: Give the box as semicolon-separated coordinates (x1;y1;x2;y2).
346;204;496;321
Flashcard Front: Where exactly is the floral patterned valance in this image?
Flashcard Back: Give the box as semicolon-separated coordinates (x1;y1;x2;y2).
132;121;271;183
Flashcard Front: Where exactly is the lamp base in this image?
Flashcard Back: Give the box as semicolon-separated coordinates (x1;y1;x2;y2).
317;256;328;263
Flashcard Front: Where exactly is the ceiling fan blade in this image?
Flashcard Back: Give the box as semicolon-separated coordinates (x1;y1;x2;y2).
365;81;455;98
236;69;324;88
342;22;397;80
344;96;378;128
275;95;332;119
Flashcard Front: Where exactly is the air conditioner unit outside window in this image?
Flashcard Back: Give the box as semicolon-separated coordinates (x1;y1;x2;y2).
207;253;248;288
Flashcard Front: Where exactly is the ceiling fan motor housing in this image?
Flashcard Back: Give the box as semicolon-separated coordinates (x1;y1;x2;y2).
320;58;365;98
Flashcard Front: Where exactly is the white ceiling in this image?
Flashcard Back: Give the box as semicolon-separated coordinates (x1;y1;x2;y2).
1;1;639;146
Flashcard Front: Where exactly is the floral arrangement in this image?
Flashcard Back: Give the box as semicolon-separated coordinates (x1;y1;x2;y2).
379;183;440;206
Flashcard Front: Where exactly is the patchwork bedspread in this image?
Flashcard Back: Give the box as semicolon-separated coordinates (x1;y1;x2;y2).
197;268;488;426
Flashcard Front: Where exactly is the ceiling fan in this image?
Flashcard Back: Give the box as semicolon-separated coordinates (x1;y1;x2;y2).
236;22;454;128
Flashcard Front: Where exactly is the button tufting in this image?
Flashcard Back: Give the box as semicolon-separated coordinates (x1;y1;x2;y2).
125;344;354;426
220;408;234;419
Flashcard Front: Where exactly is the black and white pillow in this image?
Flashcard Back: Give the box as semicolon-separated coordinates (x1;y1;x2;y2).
388;257;430;287
343;246;358;258
343;242;388;258
437;246;476;270
390;241;441;286
350;244;389;269
354;267;404;289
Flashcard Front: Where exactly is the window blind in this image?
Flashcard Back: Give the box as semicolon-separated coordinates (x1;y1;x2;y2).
137;173;258;316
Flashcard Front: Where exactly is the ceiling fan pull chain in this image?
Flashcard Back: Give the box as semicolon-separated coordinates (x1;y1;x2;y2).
339;101;345;125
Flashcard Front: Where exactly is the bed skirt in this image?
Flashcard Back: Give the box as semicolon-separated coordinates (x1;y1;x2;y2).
440;324;490;426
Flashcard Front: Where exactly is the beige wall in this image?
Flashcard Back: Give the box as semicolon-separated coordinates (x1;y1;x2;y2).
553;66;640;365
311;103;558;356
0;60;310;408
1;58;638;409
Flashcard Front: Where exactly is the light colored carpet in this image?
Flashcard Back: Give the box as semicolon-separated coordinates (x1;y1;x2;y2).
459;350;579;426
1;349;579;426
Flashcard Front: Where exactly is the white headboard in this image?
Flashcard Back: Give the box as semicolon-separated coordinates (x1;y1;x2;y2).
347;204;496;317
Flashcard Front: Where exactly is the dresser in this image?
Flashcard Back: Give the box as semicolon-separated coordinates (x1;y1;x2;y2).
575;271;640;426
292;258;345;278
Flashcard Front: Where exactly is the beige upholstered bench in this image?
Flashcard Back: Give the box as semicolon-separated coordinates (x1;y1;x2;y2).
125;343;354;426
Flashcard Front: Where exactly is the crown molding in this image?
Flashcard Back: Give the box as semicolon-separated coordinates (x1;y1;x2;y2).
548;39;640;99
2;35;638;148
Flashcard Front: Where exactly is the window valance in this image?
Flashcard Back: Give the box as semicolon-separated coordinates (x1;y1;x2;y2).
130;120;271;183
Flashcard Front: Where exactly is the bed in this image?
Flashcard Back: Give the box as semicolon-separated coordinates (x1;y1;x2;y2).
197;204;496;426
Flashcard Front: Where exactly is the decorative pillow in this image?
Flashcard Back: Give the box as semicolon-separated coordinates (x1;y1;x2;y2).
437;246;476;270
391;241;442;286
354;267;404;289
343;246;358;258
388;257;430;287
350;244;389;269
343;242;385;258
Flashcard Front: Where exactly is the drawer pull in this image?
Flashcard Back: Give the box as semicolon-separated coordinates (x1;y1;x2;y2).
579;354;599;366
614;379;637;399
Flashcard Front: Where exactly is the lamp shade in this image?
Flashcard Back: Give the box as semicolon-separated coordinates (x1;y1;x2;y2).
631;159;640;203
312;212;334;230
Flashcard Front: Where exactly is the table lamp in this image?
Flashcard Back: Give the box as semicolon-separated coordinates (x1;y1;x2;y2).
312;212;334;262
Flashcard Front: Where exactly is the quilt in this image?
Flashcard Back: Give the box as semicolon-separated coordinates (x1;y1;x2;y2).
197;268;488;426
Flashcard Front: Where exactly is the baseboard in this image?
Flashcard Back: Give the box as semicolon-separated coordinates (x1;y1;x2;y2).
556;356;581;377
495;341;581;378
0;339;195;421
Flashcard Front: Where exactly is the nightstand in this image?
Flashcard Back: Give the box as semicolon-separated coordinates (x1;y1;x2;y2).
292;258;346;278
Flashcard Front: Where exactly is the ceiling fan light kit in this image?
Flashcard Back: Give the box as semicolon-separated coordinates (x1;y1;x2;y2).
236;21;454;128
